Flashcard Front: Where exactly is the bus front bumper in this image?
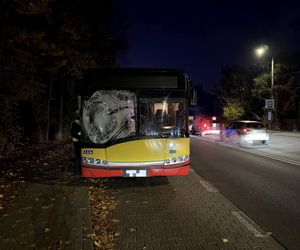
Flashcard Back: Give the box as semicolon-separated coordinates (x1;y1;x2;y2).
81;165;189;177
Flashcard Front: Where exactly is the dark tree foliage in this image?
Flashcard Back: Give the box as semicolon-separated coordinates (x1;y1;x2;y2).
190;84;222;117
0;0;127;151
216;65;258;120
216;54;300;125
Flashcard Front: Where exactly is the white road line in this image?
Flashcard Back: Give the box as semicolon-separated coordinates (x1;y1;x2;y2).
231;211;269;237
199;181;218;192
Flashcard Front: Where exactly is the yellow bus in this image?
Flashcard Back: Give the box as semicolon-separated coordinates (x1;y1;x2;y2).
80;68;196;177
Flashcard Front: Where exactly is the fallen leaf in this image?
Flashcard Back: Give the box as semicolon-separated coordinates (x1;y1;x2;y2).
94;241;101;247
221;238;229;243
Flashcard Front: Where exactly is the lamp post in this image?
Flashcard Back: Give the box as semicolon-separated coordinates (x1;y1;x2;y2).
271;56;274;97
255;45;275;129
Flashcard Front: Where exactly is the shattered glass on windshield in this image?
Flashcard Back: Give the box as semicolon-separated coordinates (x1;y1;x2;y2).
82;90;136;144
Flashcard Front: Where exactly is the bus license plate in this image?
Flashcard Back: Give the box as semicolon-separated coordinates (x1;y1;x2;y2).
124;170;147;177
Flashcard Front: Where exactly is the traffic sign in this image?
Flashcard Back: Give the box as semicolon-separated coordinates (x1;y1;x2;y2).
265;99;274;109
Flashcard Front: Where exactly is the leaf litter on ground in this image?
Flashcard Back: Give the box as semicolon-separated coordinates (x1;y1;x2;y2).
0;141;119;250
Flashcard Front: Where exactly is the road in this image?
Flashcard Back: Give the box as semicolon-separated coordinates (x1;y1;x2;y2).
191;134;300;250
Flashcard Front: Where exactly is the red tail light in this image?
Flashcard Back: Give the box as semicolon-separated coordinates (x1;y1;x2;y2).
241;128;252;134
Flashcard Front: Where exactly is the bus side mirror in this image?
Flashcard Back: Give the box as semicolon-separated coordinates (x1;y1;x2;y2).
189;88;197;107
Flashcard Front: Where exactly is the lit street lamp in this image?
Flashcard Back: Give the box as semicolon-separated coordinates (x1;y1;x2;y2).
255;45;274;96
255;45;275;128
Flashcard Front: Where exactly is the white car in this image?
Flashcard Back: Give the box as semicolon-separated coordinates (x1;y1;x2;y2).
222;120;269;145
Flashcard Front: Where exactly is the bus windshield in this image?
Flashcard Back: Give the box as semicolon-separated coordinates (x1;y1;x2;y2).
139;90;187;138
82;90;136;145
81;89;187;145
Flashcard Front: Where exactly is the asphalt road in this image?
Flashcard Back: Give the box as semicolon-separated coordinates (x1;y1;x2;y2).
190;135;300;250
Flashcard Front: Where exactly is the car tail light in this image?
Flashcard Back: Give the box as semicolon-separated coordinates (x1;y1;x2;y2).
241;128;252;134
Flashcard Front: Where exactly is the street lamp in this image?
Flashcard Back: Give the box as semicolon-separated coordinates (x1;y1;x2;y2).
255;45;275;128
255;45;274;95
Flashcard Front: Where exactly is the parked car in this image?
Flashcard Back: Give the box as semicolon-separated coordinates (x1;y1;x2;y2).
221;120;269;145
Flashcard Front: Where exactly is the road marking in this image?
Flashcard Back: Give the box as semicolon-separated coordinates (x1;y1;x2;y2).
199;181;218;192
231;211;269;237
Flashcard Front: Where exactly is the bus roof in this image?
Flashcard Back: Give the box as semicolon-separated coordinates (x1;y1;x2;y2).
83;68;187;76
81;68;189;91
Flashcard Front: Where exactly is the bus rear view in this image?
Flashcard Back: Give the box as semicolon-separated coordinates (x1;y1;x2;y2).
80;68;196;177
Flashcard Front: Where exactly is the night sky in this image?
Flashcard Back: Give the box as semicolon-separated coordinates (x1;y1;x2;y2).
118;0;300;91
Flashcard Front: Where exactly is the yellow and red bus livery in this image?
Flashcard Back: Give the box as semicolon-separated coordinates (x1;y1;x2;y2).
79;68;196;177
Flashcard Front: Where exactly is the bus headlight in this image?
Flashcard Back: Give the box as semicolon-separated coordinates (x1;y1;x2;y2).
82;157;87;163
82;157;108;167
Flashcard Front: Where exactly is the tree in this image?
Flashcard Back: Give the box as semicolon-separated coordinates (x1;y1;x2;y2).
223;101;245;121
216;65;254;120
216;55;300;125
0;0;128;150
252;58;300;122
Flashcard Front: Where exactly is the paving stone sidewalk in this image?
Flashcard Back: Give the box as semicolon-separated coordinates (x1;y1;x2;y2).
0;172;93;250
108;170;284;250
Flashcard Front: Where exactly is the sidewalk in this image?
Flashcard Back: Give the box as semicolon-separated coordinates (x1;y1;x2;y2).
0;143;94;250
270;130;300;138
107;171;284;250
0;173;93;250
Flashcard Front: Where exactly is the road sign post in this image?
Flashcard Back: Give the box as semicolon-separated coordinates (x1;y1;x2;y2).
265;99;274;130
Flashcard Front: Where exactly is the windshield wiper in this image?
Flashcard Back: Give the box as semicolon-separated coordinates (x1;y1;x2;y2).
107;118;135;143
140;115;165;138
